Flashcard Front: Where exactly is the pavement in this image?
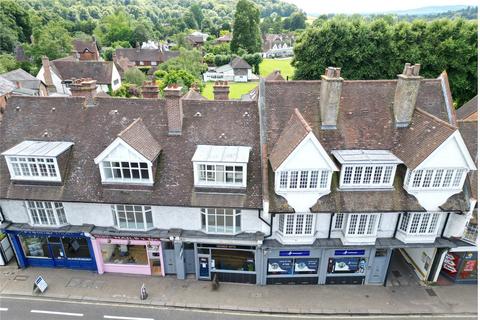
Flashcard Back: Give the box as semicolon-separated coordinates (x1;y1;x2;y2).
0;262;477;316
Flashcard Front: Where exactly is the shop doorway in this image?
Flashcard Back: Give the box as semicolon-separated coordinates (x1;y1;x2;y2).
386;249;421;286
198;254;211;280
368;249;391;284
48;237;67;268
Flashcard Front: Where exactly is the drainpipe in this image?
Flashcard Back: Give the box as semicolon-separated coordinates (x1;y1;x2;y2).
441;212;453;238
392;212;403;238
328;213;335;239
258;209;273;238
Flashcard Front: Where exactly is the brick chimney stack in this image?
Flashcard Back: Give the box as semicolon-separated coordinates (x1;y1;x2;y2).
70;78;97;106
142;81;159;99
41;56;56;94
393;63;423;127
319;67;343;129
213;81;229;100
164;84;183;135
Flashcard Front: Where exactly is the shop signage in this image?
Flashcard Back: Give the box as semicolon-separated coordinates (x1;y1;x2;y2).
334;249;365;256
33;276;48;293
101;235;158;241
279;250;310;257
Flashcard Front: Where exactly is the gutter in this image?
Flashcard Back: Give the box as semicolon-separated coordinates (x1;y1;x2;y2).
392;212;403;238
258;209;273;238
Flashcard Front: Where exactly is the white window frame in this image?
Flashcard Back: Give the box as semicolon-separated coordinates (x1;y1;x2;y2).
6;156;61;182
344;213;379;236
276;169;331;191
194;162;247;188
111;205;154;231
26;201;68;226
201;208;241;234
332;213;345;230
278;213;315;236
398;212;441;235
405;168;467;190
100;160;152;184
339;164;396;189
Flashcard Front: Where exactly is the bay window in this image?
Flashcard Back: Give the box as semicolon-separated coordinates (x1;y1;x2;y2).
112;205;153;230
398;212;440;235
201;208;241;234
196;164;245;187
277;170;330;190
332;213;345;230
278;213;315;236
344;213;379;236
26;201;68;226
405;168;467;190
6;156;59;181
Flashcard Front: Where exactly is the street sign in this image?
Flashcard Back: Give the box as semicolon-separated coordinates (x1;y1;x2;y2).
33;276;48;293
279;250;310;257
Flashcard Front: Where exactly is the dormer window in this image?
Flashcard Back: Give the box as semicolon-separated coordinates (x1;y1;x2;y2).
192;145;251;188
94;118;161;186
277;169;330;190
405;168;467;190
2;140;73;182
332;150;402;189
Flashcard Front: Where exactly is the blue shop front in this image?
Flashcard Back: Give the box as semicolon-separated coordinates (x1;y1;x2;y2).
1;223;97;271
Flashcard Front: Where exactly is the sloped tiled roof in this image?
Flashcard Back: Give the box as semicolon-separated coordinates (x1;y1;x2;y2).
457;120;478;200
1;68;43;91
456;95;478;121
230;57;251;69
74;40;98;54
0;96;262;209
118;118;162;162
0;76;15;96
269;109;311;171
50;60;114;84
182;88;206;100
115;48;179;63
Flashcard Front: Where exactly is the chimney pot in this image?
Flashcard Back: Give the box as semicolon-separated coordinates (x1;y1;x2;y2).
164;85;183;135
213;81;229;100
394;63;423;127
70;78;98;106
141;80;159;99
41;56;56;94
319;66;343;129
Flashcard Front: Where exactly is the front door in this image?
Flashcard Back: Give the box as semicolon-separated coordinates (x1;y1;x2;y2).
198;254;211;280
48;237;67;267
368;249;390;284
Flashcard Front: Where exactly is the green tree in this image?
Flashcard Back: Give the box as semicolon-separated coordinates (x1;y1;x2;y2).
94;9;133;47
286;12;306;30
0;53;18;73
231;0;262;54
159;48;207;78
183;11;198;30
0;0;32;52
190;4;204;29
25;21;72;65
124;68;146;87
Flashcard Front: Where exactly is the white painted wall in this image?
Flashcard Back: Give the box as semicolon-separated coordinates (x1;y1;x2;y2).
274;133;338;212
111;64;122;91
402;247;437;280
0;199;266;234
377;213;399;238
408;132;476;211
37;66;65;94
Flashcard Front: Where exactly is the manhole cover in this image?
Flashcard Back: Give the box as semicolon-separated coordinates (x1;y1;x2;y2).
425;288;437;297
14;275;28;281
392;270;401;278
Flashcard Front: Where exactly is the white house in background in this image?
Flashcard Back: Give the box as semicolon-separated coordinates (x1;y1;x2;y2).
36;56;121;95
203;57;256;83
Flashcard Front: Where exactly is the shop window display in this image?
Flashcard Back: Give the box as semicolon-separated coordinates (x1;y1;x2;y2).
211;249;255;272
62;238;91;260
267;258;319;275
101;244;148;265
327;257;367;274
19;236;51;258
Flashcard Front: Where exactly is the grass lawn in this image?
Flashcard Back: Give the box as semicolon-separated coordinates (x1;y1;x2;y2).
201;58;295;100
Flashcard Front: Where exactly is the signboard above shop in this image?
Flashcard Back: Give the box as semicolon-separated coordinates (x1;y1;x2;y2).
334;249;365;256
279;250;310;257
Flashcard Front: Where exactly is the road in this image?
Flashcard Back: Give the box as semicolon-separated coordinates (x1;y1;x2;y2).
0;296;476;320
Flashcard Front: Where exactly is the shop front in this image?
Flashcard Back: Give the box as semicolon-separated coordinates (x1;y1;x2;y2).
322;248;373;285
441;251;477;284
91;231;164;276
263;247;322;285
2;224;96;270
196;243;257;284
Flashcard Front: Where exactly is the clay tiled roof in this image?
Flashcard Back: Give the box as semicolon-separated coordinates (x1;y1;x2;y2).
456;95;478;121
1;68;43;91
270;109;311;171
115;48;179;63
393;108;456;169
457;120;478;200
0;77;15;96
230;57;251;69
118;118;162;162
182;88;206;100
74;40;98;54
50;60;114;84
0;96;262;209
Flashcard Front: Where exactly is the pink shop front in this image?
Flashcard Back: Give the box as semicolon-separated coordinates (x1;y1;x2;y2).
91;234;164;276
